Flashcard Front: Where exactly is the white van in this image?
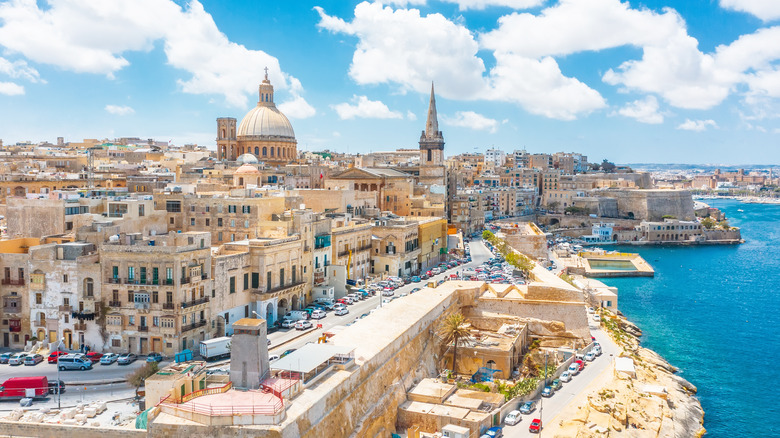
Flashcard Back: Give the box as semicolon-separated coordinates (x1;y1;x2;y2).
284;310;309;321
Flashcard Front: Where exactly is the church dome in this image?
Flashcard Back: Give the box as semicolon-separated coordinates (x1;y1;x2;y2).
234;163;260;175
237;105;295;139
236;153;259;164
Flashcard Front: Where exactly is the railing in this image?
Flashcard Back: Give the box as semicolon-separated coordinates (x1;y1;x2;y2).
180;276;190;284
177;382;233;404
108;277;121;284
74;323;87;331
138;326;149;332
201;274;208;280
108;300;122;307
181;296;209;308
134;302;150;310
58;305;72;312
1;279;25;286
254;281;306;295
163;302;175;310
181;319;207;332
3;305;21;314
34;319;45;327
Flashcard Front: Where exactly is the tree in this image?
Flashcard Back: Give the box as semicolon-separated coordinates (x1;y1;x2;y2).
437;312;474;375
547;201;560;212
482;230;494;241
564;206;587;215
701;217;716;229
600;159;617;173
127;362;159;397
718;220;731;230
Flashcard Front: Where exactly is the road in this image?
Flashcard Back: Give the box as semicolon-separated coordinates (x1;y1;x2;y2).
503;316;620;438
264;238;494;359
0;357;161;384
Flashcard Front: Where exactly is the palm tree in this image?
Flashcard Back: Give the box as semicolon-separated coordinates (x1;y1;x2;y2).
437;312;474;375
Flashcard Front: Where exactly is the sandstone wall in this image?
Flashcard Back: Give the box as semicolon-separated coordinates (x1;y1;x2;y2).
0;422;146;438
599;190;695;221
475;299;590;341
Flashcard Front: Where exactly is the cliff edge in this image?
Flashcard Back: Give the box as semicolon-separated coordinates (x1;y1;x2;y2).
549;310;705;437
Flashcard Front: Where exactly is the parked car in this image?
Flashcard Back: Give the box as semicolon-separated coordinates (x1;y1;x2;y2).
311;309;326;320
295;320;313;330
8;352;28;366
85;352;103;363
594;344;602;356
412;276;421;282
268;354;280;362
480;426;503;438
48;379;66;395
551;379;562;390
504;410;522;426
593;314;601;322
519;401;537;415
280;349;296;358
281;319;296;329
529;418;542;434
584;351;596;362
541;386;554;397
100;353;119;365
410;288;421;293
0;352;12;364
568;363;580;375
117;353;137;365
47;351;68;364
575;360;585;371
334;307;349;316
58;354;93;370
23;354;43;366
146;352;164;363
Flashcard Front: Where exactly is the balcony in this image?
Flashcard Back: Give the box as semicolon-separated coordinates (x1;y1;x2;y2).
313;270;325;286
2;305;21;314
138;326;149;332
108;300;122;307
201;274;208;280
182;319;207;332
134;302;150;310
108;277;121;284
180;276;191;285
181;296;209;309
34;319;45;327
74;323;87;331
58;305;72;312
338;245;372;258
1;278;24;286
253;280;307;296
163;302;175;310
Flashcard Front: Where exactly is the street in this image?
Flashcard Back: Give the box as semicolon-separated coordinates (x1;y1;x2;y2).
0;357;158;384
502;317;619;438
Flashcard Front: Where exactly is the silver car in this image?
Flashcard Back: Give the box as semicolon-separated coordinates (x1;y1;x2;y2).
8;352;28;366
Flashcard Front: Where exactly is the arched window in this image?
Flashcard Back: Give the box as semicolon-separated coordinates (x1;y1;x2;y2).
270;148;274;157
83;278;94;297
221;128;225;138
254;147;259;155
262;147;267;157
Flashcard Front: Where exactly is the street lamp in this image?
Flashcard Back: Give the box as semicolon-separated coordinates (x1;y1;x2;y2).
55;337;64;410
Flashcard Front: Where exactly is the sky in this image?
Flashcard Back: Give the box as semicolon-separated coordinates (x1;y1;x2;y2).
1;0;780;165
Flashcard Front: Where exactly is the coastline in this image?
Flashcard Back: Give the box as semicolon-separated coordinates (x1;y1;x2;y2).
546;309;705;438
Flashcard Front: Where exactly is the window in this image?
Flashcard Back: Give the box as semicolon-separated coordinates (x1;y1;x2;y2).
267;272;272;290
205;219;210;226
292;266;296;283
161;318;174;328
190;205;195;212
152;290;158;304
170;217;174;225
84;278;94;297
230;219;235;227
129;315;135;326
218;232;223;241
190;218;195;226
153;316;159;327
111;339;121;347
228;205;236;213
128;266;135;280
166;268;173;281
229;277;235;294
107;315;122;326
35;293;42;305
139;204;145;216
280;268;285;287
165;201;181;213
166;291;173;303
242;205;251;214
217;218;223;227
244;220;250;228
63;274;68;283
205;206;210;212
243;273;249;290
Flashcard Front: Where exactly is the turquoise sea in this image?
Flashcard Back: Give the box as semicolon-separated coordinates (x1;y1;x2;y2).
602;199;780;437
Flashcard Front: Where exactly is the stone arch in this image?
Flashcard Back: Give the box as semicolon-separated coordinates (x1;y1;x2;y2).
549;218;560;226
291;294;299;310
13;186;25;197
265;301;275;324
278;298;289;318
627;212;635;219
36;328;45;342
221;128;226;138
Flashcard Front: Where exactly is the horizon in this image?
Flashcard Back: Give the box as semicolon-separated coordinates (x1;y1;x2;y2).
1;0;779;165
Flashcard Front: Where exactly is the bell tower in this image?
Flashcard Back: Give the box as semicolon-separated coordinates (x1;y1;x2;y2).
216;117;237;161
419;82;445;166
258;67;275;107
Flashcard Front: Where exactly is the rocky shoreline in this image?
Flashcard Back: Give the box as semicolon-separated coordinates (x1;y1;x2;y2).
552;310;705;437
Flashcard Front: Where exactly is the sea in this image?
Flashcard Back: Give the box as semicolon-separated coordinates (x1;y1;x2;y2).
601;199;780;437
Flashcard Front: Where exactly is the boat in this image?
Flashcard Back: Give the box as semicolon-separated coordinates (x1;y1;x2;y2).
737;209;744;212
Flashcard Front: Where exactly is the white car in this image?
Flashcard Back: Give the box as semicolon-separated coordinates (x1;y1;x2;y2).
594;344;602;356
8;352;28;366
268;354;280;362
584;351;596;362
559;370;572;382
334;307;349;316
295;320;313;330
593;314;601;322
587;307;595;314
281;319;296;329
504;410;522;426
310;309;326;320
568;363;580;375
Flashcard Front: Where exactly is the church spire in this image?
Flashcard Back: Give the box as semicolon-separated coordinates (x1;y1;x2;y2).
425;82;440;139
258;66;274;107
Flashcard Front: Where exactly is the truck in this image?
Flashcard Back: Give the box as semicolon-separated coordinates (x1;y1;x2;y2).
0;376;49;399
199;337;231;361
283;310;309;322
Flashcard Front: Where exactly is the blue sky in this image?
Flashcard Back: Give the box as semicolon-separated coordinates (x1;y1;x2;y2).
1;0;779;165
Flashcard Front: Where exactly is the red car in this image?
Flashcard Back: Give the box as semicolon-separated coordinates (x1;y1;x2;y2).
47;351;67;364
575;360;585;371
85;352;103;363
529;418;542;433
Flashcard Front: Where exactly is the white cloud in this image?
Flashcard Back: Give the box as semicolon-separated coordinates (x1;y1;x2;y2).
0;81;24;95
331;95;404;120
487;54;606;120
614;96;664;124
0;0;313;108
0;57;43;83
406;110;418;121
104;104;135;116
441;0;545;11
720;0;780;21
315;2;487;100
441;111;499;133
677;119;718;131
278;96;316;119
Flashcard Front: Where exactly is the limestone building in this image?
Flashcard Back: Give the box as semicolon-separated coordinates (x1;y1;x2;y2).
217;69;297;165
